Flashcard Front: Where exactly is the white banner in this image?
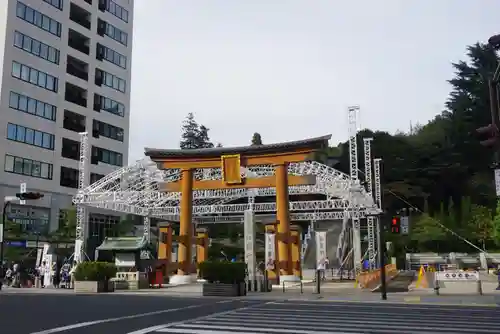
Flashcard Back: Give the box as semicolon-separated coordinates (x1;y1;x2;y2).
265;232;276;270
315;231;327;263
435;270;479;281
74;239;83;263
20;182;26;204
244;210;256;279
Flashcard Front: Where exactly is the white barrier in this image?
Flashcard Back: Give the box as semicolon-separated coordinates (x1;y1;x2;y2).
434;270;482;295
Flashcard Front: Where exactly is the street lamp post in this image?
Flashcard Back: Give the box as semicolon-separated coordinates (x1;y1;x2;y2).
0;192;44;290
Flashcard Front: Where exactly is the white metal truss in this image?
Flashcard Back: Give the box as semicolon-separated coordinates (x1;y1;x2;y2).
73;158;377;219
373;158;382;209
373;158;383;268
181;210;368;224
74;132;89;263
146;199;351;216
347;106;362;277
364;138;376;270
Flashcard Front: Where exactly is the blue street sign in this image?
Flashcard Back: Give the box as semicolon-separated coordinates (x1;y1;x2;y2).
6;240;26;247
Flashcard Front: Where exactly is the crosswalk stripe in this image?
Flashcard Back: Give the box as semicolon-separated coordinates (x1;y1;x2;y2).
147;301;500;334
157;325;353;334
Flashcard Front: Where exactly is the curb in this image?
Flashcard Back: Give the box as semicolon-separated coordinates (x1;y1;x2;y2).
284;297;499;307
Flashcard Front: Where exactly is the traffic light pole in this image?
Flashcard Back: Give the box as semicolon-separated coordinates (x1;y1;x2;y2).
489;77;500;166
377;215;387;300
0;192;43;290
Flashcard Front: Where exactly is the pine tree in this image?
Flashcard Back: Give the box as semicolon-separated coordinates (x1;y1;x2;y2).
198;125;214;148
251;132;263;146
180;113;201;149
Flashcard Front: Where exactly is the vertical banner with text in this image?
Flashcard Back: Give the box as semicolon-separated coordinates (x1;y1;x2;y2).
315;231;327;264
244;210;256;280
265;233;276;270
20;182;26;205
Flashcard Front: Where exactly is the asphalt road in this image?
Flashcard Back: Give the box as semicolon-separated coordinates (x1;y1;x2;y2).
0;293;259;334
2;294;500;334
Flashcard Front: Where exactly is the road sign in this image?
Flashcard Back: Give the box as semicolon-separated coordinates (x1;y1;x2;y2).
400;216;409;235
435;270;479;281
495;169;500;196
6;240;26;248
19;182;26;204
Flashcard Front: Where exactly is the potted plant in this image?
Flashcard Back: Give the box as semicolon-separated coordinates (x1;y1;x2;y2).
73;261;117;293
198;261;246;297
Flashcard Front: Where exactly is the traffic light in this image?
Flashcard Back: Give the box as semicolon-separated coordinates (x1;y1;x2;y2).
475;124;499;147
489;34;500;50
391;216;400;234
16;192;44;200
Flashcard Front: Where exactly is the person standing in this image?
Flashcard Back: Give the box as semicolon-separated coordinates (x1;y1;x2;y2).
38;261;46;288
52;262;60;288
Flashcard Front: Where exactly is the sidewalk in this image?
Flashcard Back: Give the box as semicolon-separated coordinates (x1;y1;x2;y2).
3;282;500;307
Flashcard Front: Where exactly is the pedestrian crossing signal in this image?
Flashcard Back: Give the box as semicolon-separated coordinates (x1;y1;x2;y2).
391;216;400;234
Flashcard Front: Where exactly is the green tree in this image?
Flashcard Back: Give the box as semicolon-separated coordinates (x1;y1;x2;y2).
492;200;500;246
113;214;137;237
180;113;200;149
197;125;214;148
251;132;263;145
468;204;493;249
179;113;214;149
51;208;77;241
410;213;447;251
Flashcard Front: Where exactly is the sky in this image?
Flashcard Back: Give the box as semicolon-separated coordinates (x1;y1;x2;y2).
128;0;500;162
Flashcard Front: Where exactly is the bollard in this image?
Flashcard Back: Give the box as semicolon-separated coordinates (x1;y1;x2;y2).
315;269;321;294
477;280;483;295
282;281;285;293
300;281;303;294
434;279;440;296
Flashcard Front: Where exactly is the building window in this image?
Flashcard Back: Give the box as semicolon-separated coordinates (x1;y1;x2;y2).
61;138;81;161
7;123;55;150
91;146;123;167
43;0;63;10
98;19;128;46
96;43;126;69
60;166;79;188
12;61;58;92
93;120;124;142
100;0;128;23
90;173;105;184
63;110;86;133
95;68;126;93
9;92;56;122
93;94;125;117
10;205;50;235
16;2;62;37
13;31;60;65
4;154;53;180
89;213;120;241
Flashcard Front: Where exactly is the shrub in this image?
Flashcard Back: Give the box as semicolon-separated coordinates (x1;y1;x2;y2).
198;261;246;284
74;261;117;281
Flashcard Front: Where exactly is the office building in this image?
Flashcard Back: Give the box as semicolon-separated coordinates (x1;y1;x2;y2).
0;0;134;238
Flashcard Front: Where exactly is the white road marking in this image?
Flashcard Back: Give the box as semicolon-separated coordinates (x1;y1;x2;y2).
157;324;356;334
29;300;234;334
126;301;271;334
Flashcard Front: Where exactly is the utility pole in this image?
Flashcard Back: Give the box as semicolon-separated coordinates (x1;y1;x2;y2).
479;34;500;194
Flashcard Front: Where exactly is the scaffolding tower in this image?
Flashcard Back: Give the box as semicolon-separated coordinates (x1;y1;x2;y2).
348;106;362;276
363;138;376;270
74;132;89;263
